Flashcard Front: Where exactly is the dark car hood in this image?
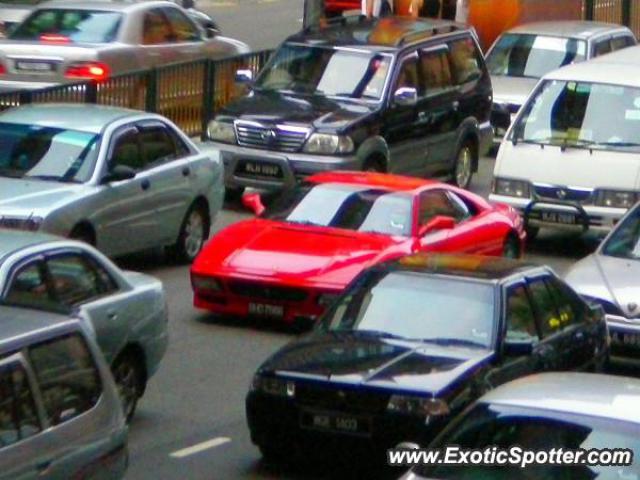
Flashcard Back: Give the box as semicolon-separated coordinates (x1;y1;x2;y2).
261;332;493;395
220;90;376;130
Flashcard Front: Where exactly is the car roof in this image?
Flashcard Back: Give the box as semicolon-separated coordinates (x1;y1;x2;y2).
38;0;176;13
544;47;640;88
480;373;640;424
382;253;541;281
0;305;81;355
286;16;467;52
0;103;144;134
306;171;437;192
505;20;629;39
0;229;63;262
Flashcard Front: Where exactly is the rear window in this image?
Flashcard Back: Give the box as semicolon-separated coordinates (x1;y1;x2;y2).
10;9;122;43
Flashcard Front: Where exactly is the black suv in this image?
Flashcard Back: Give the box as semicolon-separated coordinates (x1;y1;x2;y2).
207;16;493;193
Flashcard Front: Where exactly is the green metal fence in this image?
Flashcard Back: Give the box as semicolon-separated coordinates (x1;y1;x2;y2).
0;49;273;139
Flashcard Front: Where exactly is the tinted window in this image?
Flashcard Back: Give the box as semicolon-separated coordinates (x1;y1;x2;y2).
142;9;172;45
545;276;585;327
611;35;635;50
5;262;58;311
140;126;178;167
110;128;143;171
420;48;453;95
448;37;483;85
162;7;200;42
593;39;612;56
528;277;561;337
394;55;420;94
505;284;538;341
29;334;101;426
0;359;40;448
47;254;117;306
11;9;121;43
0;122;99;183
418;190;467;226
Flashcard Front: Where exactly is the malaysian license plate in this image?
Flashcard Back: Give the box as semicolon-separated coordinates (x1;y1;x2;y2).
248;302;284;318
240;161;282;178
540;211;578;225
300;411;371;436
15;61;54;72
612;331;640;347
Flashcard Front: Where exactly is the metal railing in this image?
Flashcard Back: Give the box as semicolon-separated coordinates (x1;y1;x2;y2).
585;0;640;37
0;49;273;139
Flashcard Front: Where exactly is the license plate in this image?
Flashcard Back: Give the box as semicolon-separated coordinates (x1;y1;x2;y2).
240;161;282;178
612;332;640;347
300;411;371;436
248;302;284;318
15;61;54;72
540;211;577;225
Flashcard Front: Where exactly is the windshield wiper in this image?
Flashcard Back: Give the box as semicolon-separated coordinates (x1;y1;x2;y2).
287;220;322;227
25;175;77;183
592;141;640;148
350;329;408;340
419;337;486;349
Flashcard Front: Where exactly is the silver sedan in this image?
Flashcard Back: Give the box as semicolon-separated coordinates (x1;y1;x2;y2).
0;229;169;421
565;201;640;361
0;0;249;91
0;103;225;261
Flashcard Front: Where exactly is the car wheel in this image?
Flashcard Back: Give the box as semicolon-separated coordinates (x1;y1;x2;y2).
502;234;520;259
112;353;144;423
452;141;475;189
69;224;95;246
259;443;292;465
225;185;245;202
525;225;539;242
174;203;209;263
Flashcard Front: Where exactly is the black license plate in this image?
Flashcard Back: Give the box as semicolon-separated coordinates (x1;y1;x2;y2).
15;61;54;72
238;161;282;178
612;331;640;347
539;210;578;225
300;411;371;437
248;302;284;318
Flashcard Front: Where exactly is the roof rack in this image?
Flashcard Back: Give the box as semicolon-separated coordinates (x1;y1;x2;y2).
396;23;461;46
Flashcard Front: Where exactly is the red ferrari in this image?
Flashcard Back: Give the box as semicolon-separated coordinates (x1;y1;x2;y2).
191;171;525;324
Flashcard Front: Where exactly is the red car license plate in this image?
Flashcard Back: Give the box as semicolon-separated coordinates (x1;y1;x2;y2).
248;302;284;318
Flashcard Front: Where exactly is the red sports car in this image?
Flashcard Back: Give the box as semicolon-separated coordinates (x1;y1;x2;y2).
191;171;525;325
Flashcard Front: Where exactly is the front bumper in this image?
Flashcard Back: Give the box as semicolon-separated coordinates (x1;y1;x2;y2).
488;195;626;233
211;142;362;190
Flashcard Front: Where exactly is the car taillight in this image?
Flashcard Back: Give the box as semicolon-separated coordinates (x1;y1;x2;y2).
65;62;110;81
40;33;70;43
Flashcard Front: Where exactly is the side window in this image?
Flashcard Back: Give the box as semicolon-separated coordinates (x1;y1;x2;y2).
393;55;421;95
142;9;173;45
109;128;144;171
418;189;466;226
545;276;586;327
28;334;101;426
527;277;561;338
611;35;635;51
139;125;179;167
420;48;453;96
593;38;612;57
162;7;201;42
504;284;539;342
0;358;41;448
46;254;117;307
5;262;57;311
448;37;483;85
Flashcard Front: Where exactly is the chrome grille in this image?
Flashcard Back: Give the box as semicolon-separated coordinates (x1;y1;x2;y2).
235;122;309;152
296;384;390;414
534;185;593;203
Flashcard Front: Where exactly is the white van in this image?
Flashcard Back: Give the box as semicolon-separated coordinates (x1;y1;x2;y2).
490;45;640;238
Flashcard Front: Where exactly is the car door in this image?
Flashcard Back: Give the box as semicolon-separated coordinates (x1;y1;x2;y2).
42;251;130;365
416;189;474;253
138;7;182;67
93;125;158;256
161;5;207;61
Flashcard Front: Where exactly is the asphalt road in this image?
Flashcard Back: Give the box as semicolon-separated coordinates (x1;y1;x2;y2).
122;2;630;479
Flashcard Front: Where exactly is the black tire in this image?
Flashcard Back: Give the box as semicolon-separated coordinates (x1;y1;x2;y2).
502;234;521;259
225;185;245;202
174;203;209;263
451;140;476;189
363;157;386;173
259;444;291;465
525;225;540;242
69;224;95;246
111;353;144;423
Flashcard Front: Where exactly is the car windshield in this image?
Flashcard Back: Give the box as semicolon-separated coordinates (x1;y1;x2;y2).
601;205;640;259
265;182;413;236
511;80;640;151
417;403;640;479
255;44;392;100
486;33;586;79
0;122;100;183
10;9;122;43
319;271;495;348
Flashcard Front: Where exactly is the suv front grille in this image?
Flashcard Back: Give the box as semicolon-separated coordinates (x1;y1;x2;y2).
227;280;308;302
235;122;309;152
296;384;390;414
534;185;593;203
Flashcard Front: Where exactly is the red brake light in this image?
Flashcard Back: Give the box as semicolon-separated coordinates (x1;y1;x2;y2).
39;33;70;43
65;62;110;81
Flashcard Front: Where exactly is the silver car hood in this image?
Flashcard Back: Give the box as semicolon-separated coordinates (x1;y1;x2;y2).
0;177;86;215
491;75;538;107
565;254;640;317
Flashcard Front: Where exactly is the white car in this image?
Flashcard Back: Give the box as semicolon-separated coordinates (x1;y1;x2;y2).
490;45;640;239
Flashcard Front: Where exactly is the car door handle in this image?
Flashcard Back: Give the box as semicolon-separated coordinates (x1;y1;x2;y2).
452;100;460;111
37;459;52;475
140;179;150;191
107;310;118;320
574;331;585;341
182;166;191;177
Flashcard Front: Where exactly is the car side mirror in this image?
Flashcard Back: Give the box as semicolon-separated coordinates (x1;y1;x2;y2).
102;165;136;184
205;26;219;38
242;192;265;216
235;69;253;84
418;215;456;237
393;87;417;107
503;337;535;356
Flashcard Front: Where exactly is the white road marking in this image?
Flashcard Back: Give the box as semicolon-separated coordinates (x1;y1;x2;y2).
170;437;231;458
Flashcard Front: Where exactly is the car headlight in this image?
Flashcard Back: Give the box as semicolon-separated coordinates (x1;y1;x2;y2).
251;375;295;397
492;177;531;198
207;120;236;143
0;216;43;231
191;274;223;292
387;395;450;417
317;292;340;307
303;133;354;154
595;190;638;209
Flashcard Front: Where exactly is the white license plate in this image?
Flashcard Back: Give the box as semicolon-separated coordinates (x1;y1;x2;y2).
248;303;284;317
243;162;280;177
15;61;53;72
541;211;577;225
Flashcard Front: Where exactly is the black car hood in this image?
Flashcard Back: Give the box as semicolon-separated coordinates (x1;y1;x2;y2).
260;332;494;395
220;90;376;130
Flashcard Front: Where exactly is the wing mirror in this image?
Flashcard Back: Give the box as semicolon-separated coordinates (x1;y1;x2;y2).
101;165;136;184
235;69;253;84
418;215;456;237
242;192;265;216
393;87;417;107
503;337;535;357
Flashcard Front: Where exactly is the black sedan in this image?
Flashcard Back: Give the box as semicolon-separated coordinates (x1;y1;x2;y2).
246;254;609;462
